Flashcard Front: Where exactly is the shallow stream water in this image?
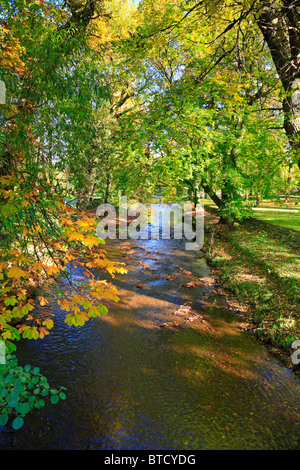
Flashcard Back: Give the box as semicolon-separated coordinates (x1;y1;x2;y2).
0;228;300;450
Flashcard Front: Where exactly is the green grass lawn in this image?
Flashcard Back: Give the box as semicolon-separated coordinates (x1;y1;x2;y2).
252;210;300;232
200;197;300;232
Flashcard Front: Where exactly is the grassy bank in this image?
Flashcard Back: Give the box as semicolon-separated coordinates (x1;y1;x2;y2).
201;197;300;232
252;209;300;232
204;210;300;366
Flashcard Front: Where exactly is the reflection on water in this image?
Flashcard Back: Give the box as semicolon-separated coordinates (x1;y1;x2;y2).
0;234;300;450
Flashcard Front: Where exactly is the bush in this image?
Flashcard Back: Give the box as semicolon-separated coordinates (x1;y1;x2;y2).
0;354;66;430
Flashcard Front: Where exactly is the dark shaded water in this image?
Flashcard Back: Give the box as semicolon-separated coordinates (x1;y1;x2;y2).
1;233;300;450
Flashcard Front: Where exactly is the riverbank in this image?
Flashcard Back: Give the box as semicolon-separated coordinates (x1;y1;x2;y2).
203;208;300;369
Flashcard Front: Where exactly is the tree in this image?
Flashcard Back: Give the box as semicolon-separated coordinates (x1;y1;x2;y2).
0;0;127;354
116;0;289;219
134;0;300;169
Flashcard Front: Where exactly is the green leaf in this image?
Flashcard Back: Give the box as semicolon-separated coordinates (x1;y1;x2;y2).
28;395;37;404
50;394;59;404
16;402;30;415
5;342;16;354
0;414;8;427
98;304;108;315
10;388;20;398
0;388;8;398
12;416;24;430
4;297;18;306
7;396;19;408
4;374;12;385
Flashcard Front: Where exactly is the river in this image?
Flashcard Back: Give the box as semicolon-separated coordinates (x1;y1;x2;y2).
0;225;300;450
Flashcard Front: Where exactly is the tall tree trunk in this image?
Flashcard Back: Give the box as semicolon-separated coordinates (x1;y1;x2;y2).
201;184;222;208
104;173;110;204
256;0;300;168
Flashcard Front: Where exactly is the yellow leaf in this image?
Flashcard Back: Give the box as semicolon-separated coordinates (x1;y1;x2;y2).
31;262;44;272
82;235;101;247
77;217;96;229
42;319;54;329
67;230;86;243
65;312;89;326
7;266;27;279
45;264;62;275
38;296;49;306
38;327;49;339
60;217;74;226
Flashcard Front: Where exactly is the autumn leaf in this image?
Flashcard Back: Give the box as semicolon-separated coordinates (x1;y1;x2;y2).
38;327;50;339
7;266;27;279
38;296;49;306
82;234;101;247
65;312;89;327
4;296;18;306
45;264;63;275
42;318;54;329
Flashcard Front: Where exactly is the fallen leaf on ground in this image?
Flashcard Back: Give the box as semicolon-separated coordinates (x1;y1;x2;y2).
159;321;180;328
121;241;131;248
182;277;215;288
174;305;192;316
182;281;202;288
201;304;211;310
178;267;192;275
